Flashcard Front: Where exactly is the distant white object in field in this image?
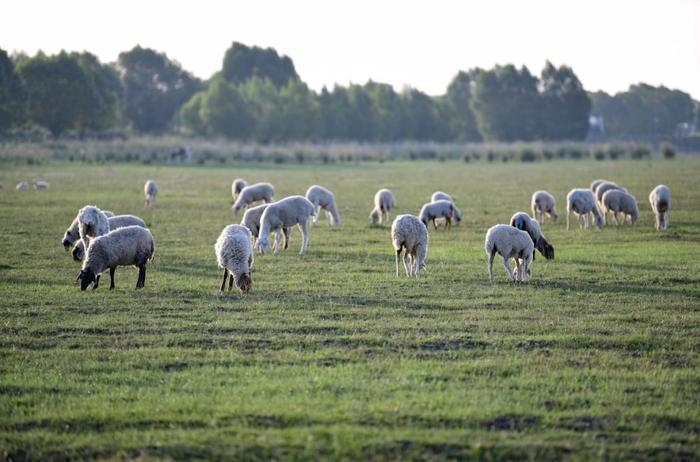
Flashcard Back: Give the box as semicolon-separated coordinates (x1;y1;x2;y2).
32;181;49;190
15;181;29;190
144;180;158;208
649;185;671;231
369;188;395;225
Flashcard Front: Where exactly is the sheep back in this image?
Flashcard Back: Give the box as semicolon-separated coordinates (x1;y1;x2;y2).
83;226;155;276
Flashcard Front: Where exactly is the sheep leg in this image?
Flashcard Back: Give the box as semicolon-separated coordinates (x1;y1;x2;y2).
220;268;228;291
326;210;332;226
299;222;309;254
136;265;145;289
445;216;451;230
502;256;516;282
228;273;234;291
487;251;495;284
402;249;410;277
395;248;402;277
566;210;571;231
273;229;283;255
312;206;320;224
432;219;437;230
109;267;116;290
663;212;669;230
578;213;584;229
408;253;415;277
515;259;522;282
283;227;290;249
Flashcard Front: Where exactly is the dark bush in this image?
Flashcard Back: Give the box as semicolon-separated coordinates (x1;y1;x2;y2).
629;145;651;160
520;149;537;162
594;150;605;161
660;143;676;159
463;154;471;163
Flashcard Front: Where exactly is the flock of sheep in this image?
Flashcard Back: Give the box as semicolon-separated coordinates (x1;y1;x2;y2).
59;175;672;292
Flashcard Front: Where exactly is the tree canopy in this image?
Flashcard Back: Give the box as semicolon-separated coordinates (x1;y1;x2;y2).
0;48;27;132
221;42;298;87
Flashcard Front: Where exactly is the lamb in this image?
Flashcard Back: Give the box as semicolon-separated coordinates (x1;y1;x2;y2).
391;214;429;278
305;185;341;226
77;226;155;291
419;200;458;229
33;181;49;190
510;212;554;259
62;210;115;251
369;188;395;225
232;178;247;201
485;224;534;284
601;189;639;225
595;181;627;208
530;190;558;223
232;182;275;214
15;181;29;191
71;215;147;261
649;184;671;230
144;180;158;207
430;191;463;225
240;203;290;251
256;195;315;255
215;224;253;293
78;205;111;251
566;189;604;230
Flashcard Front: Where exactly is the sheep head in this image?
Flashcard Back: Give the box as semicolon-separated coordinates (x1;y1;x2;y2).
78;269;100;291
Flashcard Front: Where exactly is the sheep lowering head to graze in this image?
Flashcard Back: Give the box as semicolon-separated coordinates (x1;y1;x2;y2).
601;189;639;225
77;205;111;251
369;188;395;225
241;203;290;252
72;214;147;261
595;181;627;208
419;200;458;230
77;226;155;291
649;184;671;231
391;214;429;278
566;189;604;230
232;178;247;201
144;180;158;208
531;190;558;224
33;181;49;190
215;224;253;293
429;191;463;226
232;182;275;214
256;195;315;255
62;210;115;251
485;224;534;284
510;212;554;260
305;184;341;226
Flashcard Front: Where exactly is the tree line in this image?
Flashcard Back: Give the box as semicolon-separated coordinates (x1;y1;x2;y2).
0;43;697;141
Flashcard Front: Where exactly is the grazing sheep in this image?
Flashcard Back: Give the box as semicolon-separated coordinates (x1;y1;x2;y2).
144;180;158;207
232;182;275;214
430;191;463;225
77;226;155;291
215;224;253;293
601;189;639;225
62;210;115;251
590;179;608;193
649;184;671;231
485;224;534;284
510;212;554;260
566;189;604;230
15;181;29;191
531;190;558;223
595;181;627;208
71;215;147;261
240;203;290;251
78;205;110;251
256;196;315;255
391;214;429;278
232;178;247;201
369;188;395;225
305;184;341;226
419;200;458;230
33;181;49;190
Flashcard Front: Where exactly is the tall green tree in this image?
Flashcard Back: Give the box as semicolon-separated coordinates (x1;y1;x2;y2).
346;84;375;141
17;51;100;137
179;91;206;135
200;77;253;139
400;88;441;141
445;71;481;141
364;81;403;141
318;86;351;140
0;48;27;132
221;42;298;87
538;61;591;140
71;52;124;134
118;46;201;132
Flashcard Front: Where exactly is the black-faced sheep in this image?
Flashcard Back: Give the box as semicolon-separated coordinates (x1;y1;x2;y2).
510;212;554;260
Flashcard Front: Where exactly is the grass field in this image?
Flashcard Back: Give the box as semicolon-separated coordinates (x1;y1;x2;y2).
1;158;700;460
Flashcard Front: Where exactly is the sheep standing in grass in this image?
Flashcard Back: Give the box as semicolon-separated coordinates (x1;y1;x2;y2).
531;190;558;224
566;189;604;230
78;206;110;251
305;185;341;226
215;224;253;293
232;178;247;201
241;203;290;251
510;212;554;259
369;188;395;225
430;191;463;225
595;181;626;209
590;179;608;193
144;180;158;208
15;182;29;191
233;182;275;214
391;214;428;278
62;210;115;251
419;200;458;230
77;226;155;291
649;185;671;230
72;215;147;261
33;181;49;190
485;224;534;284
256;196;315;255
601;189;639;225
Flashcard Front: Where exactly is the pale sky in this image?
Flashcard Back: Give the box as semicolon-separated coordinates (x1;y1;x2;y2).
3;0;699;99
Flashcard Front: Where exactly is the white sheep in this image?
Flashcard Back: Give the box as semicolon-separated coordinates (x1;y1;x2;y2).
429;191;463;225
15;181;29;191
215;224;253;293
144;180;158;207
232;182;275;214
62;210;115;251
391;214;429;278
232;178;247;201
485;224;534;284
33;181;49;190
305;185;341;226
256;195;315;255
419;200;458;229
530;190;558;223
510;212;554;260
590;179;608;193
649;185;671;231
240;203;290;251
78;205;111;251
566;189;604;230
601;189;639;225
77;225;155;291
71;215;147;261
369;188;395;225
595;181;627;208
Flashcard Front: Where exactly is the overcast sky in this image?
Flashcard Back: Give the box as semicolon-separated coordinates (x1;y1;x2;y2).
3;0;699;98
